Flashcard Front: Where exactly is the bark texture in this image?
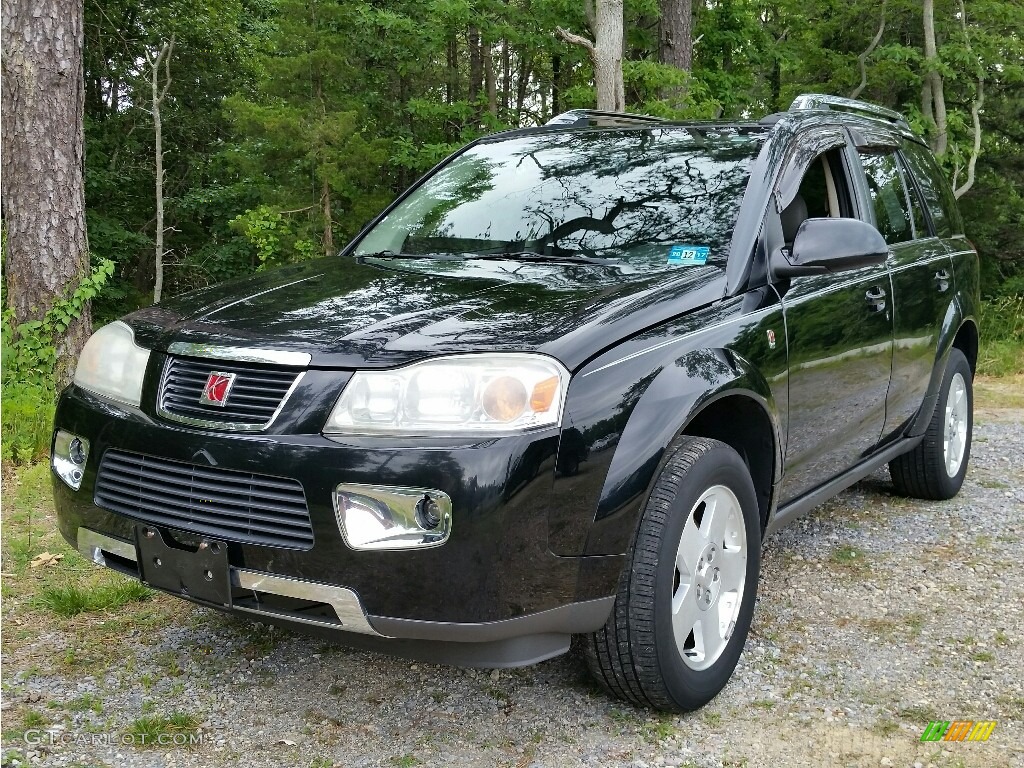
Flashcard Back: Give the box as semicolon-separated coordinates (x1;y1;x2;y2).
556;0;625;111
147;38;173;303
921;0;948;156
1;0;92;382
659;0;693;72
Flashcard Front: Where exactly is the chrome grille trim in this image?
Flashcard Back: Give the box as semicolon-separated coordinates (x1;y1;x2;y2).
157;355;304;432
166;343;311;367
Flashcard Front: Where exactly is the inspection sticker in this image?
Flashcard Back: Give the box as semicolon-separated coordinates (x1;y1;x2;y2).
668;245;710;266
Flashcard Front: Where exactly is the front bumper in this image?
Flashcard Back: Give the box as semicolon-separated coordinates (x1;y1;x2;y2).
54;384;621;665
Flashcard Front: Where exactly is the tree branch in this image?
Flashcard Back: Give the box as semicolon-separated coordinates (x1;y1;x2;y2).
954;0;984;198
555;27;595;55
849;0;886;100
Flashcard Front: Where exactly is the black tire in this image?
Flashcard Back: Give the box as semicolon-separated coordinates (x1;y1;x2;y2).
889;348;973;500
583;437;761;712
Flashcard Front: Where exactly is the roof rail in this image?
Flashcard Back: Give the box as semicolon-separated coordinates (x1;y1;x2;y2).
545;109;664;128
789;93;909;131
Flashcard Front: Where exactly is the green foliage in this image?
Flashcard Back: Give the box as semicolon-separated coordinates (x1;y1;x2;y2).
68;0;1023;321
1;260;114;463
978;295;1024;377
34;579;154;617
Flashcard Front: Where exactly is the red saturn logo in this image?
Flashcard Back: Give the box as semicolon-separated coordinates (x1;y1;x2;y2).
199;372;236;407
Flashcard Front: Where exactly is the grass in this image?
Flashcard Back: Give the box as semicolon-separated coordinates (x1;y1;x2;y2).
34;580;153;617
977;295;1024;377
124;712;201;748
829;545;871;575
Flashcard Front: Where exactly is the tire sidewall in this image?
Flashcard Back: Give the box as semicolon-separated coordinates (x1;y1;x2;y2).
649;444;761;710
934;349;973;497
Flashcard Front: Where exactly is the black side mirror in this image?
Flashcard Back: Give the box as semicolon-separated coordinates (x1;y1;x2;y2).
771;218;889;279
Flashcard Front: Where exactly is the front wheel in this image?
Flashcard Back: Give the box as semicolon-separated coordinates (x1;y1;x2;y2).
889;347;973;500
583;437;761;711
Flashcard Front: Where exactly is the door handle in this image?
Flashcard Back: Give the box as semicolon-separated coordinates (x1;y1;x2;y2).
865;286;887;312
935;269;951;292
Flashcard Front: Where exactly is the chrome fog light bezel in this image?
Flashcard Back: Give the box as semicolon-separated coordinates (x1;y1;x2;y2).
333;483;452;551
52;430;90;490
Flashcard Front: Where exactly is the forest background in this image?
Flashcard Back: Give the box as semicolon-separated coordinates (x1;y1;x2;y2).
2;0;1022;461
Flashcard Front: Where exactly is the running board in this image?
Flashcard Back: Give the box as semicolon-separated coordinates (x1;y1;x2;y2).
765;434;924;537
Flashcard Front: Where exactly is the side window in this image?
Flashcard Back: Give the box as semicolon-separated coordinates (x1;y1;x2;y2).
859;151;913;245
779;148;854;247
901;141;963;237
901;156;929;238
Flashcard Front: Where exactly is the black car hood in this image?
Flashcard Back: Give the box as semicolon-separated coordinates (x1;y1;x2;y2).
126;257;726;370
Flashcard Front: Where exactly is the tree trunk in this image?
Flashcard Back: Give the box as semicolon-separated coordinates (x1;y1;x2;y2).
485;44;498;118
468;25;483;116
594;0;625;111
552;54;561;115
147;38;173;303
1;0;92;383
557;0;625;111
921;0;948;156
321;176;334;255
659;0;694;84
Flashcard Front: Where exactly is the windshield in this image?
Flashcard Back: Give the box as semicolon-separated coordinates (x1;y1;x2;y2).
355;127;767;270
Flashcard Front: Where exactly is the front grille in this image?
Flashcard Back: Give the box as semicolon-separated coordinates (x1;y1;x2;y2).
158;356;302;430
94;450;314;549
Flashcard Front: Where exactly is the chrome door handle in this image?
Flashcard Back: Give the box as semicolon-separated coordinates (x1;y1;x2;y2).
865;286;887;312
935;269;951;292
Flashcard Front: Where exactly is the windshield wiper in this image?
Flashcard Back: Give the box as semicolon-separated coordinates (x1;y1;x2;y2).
464;252;620;265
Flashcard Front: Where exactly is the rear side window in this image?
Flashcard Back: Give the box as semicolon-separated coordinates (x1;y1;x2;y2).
901;156;929;238
901;141;964;237
859;151;913;244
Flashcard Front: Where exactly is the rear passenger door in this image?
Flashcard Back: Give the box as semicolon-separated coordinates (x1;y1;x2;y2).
856;146;954;442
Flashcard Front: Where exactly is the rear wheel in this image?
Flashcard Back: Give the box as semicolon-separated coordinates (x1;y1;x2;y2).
890;347;973;500
583;437;761;711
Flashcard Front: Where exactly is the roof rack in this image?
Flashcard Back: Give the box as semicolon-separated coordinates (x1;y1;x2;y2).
545;109;664;128
789;94;910;131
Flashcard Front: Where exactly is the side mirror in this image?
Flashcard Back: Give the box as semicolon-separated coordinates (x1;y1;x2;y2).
771;218;888;279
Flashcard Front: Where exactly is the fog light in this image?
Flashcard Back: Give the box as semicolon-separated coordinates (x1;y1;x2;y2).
415;496;442;530
52;430;90;490
333;484;452;550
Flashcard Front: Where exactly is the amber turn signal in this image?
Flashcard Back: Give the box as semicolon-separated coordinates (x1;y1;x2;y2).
530;376;559;412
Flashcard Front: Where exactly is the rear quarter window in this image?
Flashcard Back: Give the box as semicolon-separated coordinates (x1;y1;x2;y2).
900;141;964;237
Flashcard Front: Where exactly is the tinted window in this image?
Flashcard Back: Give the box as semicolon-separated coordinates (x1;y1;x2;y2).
860;151;913;244
356;128;767;269
901;141;963;237
901;156;929;238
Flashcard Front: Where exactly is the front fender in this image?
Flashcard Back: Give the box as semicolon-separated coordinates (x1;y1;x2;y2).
547;302;786;559
586;349;780;556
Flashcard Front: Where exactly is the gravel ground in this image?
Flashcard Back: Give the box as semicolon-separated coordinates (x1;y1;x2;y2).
3;391;1022;768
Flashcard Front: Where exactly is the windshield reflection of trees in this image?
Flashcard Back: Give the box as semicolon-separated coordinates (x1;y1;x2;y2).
397;129;763;265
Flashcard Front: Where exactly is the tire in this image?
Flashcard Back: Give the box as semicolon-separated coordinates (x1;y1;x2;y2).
889;347;973;501
583;437;761;712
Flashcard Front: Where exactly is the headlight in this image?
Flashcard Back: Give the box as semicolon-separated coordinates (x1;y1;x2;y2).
324;354;569;435
73;321;151;407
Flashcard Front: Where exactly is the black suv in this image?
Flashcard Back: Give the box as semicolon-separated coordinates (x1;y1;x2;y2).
53;94;979;712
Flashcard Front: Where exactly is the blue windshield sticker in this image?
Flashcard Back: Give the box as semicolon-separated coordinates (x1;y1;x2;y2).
668;245;710;266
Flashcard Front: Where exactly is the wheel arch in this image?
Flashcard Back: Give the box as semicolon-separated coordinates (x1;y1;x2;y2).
580;347;781;557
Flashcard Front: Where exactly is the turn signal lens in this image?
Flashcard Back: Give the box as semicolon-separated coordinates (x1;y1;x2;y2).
530;376;559;412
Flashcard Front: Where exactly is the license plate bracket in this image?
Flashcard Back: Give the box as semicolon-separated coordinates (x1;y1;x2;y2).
134;525;231;606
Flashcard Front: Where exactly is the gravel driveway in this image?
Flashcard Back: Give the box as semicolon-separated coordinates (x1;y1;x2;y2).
3;382;1022;768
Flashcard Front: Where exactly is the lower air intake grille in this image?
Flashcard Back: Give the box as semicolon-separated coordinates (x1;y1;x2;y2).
94;450;314;549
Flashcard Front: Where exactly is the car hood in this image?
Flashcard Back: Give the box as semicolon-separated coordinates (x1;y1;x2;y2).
125;257;726;370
